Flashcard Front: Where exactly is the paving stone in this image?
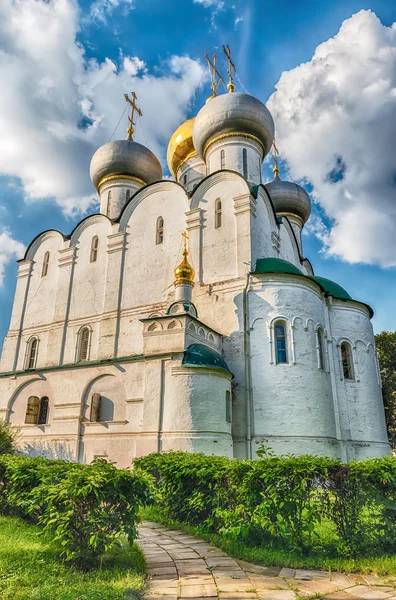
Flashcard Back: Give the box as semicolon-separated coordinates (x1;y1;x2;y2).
257;591;296;599
295;569;330;581
212;569;249;579
179;584;218;597
205;557;240;568
288;580;341;597
344;586;394;599
279;568;296;579
218;593;258;599
248;576;289;590
180;575;215;584
321;593;362;600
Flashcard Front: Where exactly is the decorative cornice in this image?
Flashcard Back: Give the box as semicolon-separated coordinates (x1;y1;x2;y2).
107;231;126;254
185;208;203;231
234;193;256;217
17;260;33;279
97;174;145;191
58;246;77;268
203;132;264;159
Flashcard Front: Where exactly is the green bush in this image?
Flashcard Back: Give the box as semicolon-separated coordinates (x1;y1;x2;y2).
135;450;396;557
0;455;154;569
0;420;18;455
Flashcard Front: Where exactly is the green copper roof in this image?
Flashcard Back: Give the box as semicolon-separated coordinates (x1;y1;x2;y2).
182;343;232;375
252;258;373;316
308;276;352;301
253;258;303;276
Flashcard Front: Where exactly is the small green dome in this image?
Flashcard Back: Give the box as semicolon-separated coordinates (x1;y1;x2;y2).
182;344;231;375
253;258;303;276
308;276;352;301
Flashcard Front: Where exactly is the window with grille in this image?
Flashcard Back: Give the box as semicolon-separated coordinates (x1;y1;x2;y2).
106;190;112;217
341;342;354;380
41;252;50;277
79;327;90;361
318;328;325;370
242;148;248;179
90;236;99;263
25;396;49;425
274;322;288;364
215;199;222;229
156;217;164;245
220;149;225;169
26;338;38;369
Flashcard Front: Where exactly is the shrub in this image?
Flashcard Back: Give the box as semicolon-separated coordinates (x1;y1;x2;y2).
0;455;154;569
135;450;396;556
0;420;18;455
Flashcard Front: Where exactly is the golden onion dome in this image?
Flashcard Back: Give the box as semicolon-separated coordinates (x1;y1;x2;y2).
167;117;197;178
174;235;195;286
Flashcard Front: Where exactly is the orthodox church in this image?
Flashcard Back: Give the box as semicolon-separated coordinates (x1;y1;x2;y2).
0;54;390;466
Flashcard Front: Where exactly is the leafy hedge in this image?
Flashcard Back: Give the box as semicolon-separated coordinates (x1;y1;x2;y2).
134;451;396;556
0;455;154;568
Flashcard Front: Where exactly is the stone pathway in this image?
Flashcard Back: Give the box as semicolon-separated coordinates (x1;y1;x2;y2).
137;521;396;600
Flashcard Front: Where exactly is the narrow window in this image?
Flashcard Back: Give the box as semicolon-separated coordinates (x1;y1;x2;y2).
38;397;49;425
207;160;210;175
215;199;222;229
79;327;90;362
90;393;102;422
106;190;112;217
156;217;164;245
126;189;130;202
25;396;40;424
26;338;38;369
274;322;288;364
226;390;231;423
90;236;99;263
41;251;50;277
242;148;248;179
220;149;225;169
318;328;325;370
183;174;187;185
341;342;354;380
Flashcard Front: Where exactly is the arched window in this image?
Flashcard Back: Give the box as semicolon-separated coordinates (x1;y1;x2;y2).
242;148;248;179
220;149;225;169
26;337;38;369
41;251;50;277
226;390;232;423
318;328;325;370
126;189;130;202
183;173;187;185
156;217;164;245
215;199;222;229
25;396;48;425
38;397;49;425
274;322;288;364
341;342;354;380
90;236;99;263
106;190;112;217
78;327;90;362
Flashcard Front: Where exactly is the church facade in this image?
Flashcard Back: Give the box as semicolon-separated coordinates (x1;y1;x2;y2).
0;85;390;466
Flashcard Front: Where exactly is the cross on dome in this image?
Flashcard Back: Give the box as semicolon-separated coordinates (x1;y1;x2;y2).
124;92;143;140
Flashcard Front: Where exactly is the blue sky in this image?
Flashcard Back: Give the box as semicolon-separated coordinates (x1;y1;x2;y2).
0;0;395;343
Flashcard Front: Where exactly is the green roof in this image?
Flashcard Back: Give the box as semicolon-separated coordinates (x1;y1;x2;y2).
308;276;352;301
253;258;303;276
182;344;232;375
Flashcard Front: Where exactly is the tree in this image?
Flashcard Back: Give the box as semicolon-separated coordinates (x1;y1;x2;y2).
0;420;18;455
375;331;396;451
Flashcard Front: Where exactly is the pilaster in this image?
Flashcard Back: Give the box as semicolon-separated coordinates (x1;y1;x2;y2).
233;193;256;276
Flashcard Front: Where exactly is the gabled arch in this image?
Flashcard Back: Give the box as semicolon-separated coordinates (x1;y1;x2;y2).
190;170;250;210
24;230;65;261
119;180;189;231
70;214;112;246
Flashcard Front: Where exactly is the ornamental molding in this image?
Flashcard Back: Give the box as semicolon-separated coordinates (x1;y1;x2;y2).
58;245;77;268
107;231;126;254
233;193;256;217
185;208;203;231
17;260;34;279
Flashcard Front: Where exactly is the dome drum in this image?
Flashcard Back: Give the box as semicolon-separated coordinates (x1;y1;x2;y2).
265;176;311;225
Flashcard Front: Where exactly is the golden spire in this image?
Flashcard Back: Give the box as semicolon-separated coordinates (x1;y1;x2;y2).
174;232;195;286
204;53;225;102
222;44;236;93
273;138;280;177
124;92;142;140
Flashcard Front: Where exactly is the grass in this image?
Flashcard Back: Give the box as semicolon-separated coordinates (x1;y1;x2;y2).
141;505;396;577
0;515;146;600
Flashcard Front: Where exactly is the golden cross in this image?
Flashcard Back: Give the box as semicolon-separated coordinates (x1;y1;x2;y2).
273;138;280;176
124;92;142;140
204;53;224;98
222;44;236;93
181;231;189;253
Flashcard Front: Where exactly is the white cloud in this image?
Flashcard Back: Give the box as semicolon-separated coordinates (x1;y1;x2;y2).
0;230;25;285
267;10;396;267
89;0;134;23
234;15;243;28
193;0;224;7
0;0;204;217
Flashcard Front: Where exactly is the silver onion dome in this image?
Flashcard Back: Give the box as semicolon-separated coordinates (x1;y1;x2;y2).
265;174;311;224
192;93;275;160
90;139;163;190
